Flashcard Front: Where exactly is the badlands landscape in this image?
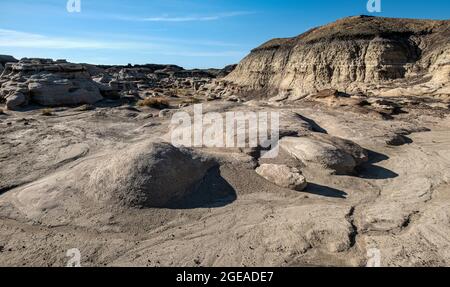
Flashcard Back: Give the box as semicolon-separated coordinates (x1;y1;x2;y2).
0;16;449;267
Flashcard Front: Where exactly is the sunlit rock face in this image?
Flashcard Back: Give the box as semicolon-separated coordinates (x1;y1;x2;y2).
223;16;450;98
0;58;104;109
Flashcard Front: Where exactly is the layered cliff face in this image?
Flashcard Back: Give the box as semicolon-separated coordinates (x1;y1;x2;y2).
224;16;450;98
0;58;105;109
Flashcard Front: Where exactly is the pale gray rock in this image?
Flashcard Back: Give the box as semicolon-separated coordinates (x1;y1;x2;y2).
1;58;104;107
83;141;217;208
256;164;307;191
0;140;217;217
5;92;27;110
28;76;103;106
280;134;368;174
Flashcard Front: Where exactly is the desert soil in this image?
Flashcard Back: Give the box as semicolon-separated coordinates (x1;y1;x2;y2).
0;100;449;267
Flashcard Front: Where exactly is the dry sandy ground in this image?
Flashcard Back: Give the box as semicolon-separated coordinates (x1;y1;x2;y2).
0;100;449;267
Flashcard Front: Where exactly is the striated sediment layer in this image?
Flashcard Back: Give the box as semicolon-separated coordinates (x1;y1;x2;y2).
224;16;450;99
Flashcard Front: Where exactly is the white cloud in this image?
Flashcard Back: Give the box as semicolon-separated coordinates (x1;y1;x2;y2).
119;11;255;22
0;29;247;60
0;29;160;50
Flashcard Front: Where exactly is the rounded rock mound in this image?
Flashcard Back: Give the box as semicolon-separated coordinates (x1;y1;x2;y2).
280;134;368;175
0;141;219;222
84;141;217;208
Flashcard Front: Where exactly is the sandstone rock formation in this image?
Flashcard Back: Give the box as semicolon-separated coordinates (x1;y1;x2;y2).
0;58;235;110
280;134;368;174
256;164;307;191
93;63;233;95
0;140;217;220
223;16;450;99
0;58;103;109
82;141;217;208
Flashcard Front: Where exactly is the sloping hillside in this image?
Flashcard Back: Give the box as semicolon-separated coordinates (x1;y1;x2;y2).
224;16;450;98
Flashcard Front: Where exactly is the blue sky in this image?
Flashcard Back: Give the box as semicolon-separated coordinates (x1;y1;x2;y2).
0;0;448;68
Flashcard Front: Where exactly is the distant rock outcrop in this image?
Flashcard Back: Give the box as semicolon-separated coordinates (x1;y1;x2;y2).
223;16;450;99
0;57;238;110
92;64;223;97
0;55;18;66
0;55;18;74
0;58;103;110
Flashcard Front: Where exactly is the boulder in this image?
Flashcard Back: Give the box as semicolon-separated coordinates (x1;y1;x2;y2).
0;80;27;98
0;141;218;221
280;134;368;174
0;58;104;107
256;164;307;191
83;141;217;208
28;76;103;106
5;92;27;110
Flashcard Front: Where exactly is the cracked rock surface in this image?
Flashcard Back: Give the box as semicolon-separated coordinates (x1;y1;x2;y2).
0;99;448;267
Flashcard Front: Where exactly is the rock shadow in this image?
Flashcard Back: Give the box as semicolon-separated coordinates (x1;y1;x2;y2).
357;149;399;179
168;167;237;209
296;114;328;134
0;184;20;196
304;183;348;199
366;150;389;164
